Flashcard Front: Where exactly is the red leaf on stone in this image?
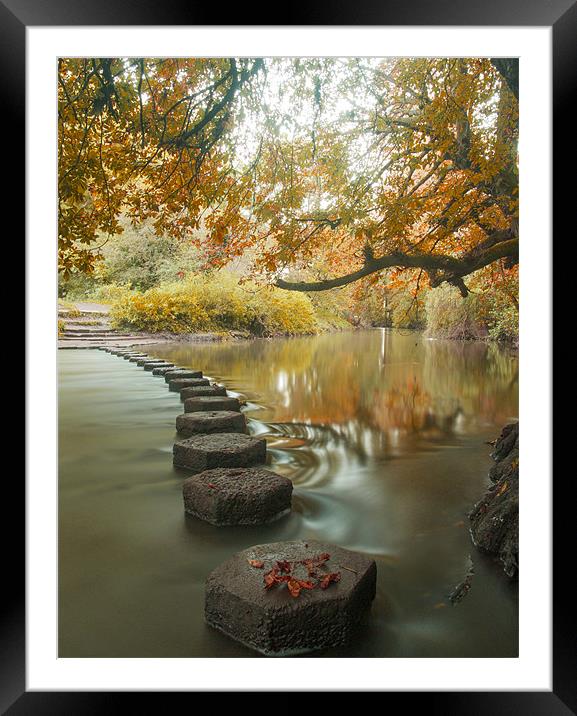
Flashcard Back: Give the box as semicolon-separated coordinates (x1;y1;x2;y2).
287;578;302;598
298;580;315;590
276;560;292;573
263;569;278;589
319;572;341;589
248;559;264;568
207;483;218;490
275;575;291;583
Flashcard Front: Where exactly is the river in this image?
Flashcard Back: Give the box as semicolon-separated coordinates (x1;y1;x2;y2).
59;329;518;657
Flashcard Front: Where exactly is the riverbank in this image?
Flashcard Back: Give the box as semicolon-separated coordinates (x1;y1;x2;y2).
58;299;356;349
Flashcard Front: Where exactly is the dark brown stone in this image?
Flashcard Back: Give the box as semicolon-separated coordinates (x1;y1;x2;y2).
205;540;377;655
168;377;210;392
143;361;174;371
180;384;227;400
164;369;203;382
173;432;266;472
184;395;241;413
176;410;247;437
152;365;182;375
469;421;519;577
183;467;292;525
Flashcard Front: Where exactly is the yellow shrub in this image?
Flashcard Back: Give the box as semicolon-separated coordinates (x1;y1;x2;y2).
110;273;318;336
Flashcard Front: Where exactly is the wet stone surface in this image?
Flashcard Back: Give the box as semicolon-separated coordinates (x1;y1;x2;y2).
184;395;241;413
205;540;377;655
175;410;247;437
173;432;266;472
182;467;292;526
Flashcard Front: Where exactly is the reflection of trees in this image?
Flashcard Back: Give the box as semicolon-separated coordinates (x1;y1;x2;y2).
149;331;518;451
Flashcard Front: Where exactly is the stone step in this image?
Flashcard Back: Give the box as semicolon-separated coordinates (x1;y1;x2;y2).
205;541;377;655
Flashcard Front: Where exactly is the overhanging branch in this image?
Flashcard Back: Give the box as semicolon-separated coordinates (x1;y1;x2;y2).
275;238;518;293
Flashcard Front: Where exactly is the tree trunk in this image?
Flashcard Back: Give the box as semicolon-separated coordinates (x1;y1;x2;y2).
469;422;519;578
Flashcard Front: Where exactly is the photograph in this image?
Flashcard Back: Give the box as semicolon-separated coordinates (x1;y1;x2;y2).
11;4;568;706
57;54;520;659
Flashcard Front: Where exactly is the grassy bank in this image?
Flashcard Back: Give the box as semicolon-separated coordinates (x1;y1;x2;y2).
108;274;332;337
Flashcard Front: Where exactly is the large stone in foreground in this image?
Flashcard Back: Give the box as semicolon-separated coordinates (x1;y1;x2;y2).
164;369;203;382
205;540;377;655
169;377;210;392
180;384;227;400
176;410;247;437
183;467;292;526
184;395;241;413
173;432;265;472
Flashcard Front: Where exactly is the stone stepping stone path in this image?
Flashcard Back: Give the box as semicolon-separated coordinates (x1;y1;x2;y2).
101;348;377;655
205;540;377;655
173;433;266;472
176;410;247;437
184;395;241;413
183;467;292;526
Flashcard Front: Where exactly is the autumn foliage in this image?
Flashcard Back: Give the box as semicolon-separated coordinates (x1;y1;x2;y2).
59;57;518;302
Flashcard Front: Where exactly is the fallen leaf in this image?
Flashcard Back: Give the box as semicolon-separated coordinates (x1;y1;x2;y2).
287;578;302;598
248;559;264;568
298;580;315;590
276;560;292;573
319;572;341;589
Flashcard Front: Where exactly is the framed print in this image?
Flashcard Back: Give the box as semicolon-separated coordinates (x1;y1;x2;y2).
7;0;570;710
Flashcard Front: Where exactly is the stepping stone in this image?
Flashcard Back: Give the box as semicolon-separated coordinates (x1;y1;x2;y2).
164;369;203;382
173;432;266;472
205;540;377;656
184;396;241;413
122;353;146;359
128;355;149;362
176;410;247;437
180;384;227;400
136;357;161;366
152;365;182;376
143;361;174;371
169;377;210;392
183;467;292;526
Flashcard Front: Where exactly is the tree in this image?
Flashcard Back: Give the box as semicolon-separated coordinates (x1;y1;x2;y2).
59;57;518;298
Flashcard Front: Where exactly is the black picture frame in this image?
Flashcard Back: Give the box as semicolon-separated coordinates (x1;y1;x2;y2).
9;0;568;710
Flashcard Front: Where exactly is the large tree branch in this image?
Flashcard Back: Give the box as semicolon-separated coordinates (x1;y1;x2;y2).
275;237;518;293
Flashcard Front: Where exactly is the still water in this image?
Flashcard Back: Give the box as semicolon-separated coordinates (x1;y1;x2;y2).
59;329;518;657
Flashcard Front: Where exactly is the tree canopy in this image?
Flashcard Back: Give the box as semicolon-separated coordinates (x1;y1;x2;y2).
58;57;518;296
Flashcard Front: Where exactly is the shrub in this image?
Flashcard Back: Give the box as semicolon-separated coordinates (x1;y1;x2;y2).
110;273;318;336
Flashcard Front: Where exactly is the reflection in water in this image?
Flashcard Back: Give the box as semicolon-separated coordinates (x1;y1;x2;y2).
59;330;518;658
